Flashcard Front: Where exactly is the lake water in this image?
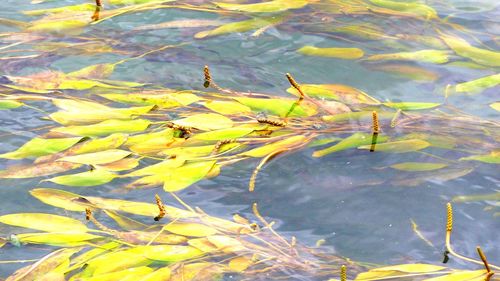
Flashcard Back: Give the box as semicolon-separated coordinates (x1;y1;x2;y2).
0;0;498;280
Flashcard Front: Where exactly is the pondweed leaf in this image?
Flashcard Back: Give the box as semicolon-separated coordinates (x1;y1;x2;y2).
57;149;131;165
243;135;307;157
365;63;439;82
390;162;448;172
134;19;223;31
287;84;380;104
391;167;474;187
79;266;155;281
440;33;500;67
322;111;393;122
0;100;23;109
16;232;102;247
141;267;172;281
228;256;253;272
0;213;88;233
45;169;117;187
163;160;216;192
0;137;83;159
369;263;446;273
100;92;200;108
454;73;500;94
460;151;499;164
358;139;430;153
297;46;364;59
51;119;151;137
214;0;308;13
366;50;450;64
163;223;218;237
313;133;388;157
23;3;96;16
195;16;283;39
192;125;265;141
0;161;80;179
67;63;117;80
367;0;437;19
452;192;500;203
383;102;440;111
234;97;317;117
490;102;500;112
174;113;233;131
30;188;88;212
421;270;488;281
202;100;252;115
126;158;185;177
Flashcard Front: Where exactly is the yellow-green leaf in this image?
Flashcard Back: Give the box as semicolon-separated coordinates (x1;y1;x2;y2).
371;264;446;273
383;102;440;111
455;73;500;94
366;50;450;64
460;151;499;164
422;270;487;281
287;84;380;104
58;149;131;165
368;0;437;19
173;113;233;131
441;34;500;67
138;245;204;262
163;223;218;237
192;124;265;141
195;17;282;39
390;162;448;171
0;213;88;232
297;46;364;59
490;102;500;112
243;135;307;157
45;169;117;186
0;100;23;109
202;100;252;115
24;3;96;16
234;97;317;117
0;137;82;159
359;139;430;153
163;161;216;192
51;119;151;137
215;0;307;13
16;232;102;247
81;266;155;281
313;133;388;157
141;267;172;281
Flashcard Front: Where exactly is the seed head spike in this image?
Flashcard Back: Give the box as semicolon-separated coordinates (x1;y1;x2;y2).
477;247;492;275
286;73;304;99
95;0;102;7
340;265;347;281
203;65;211;88
446;202;453;232
85;208;92;221
154;194;166;221
372;111;379;134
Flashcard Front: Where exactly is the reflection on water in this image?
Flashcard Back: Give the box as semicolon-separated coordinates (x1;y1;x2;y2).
0;0;499;279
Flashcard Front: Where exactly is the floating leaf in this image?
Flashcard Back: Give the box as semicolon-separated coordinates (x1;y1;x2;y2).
313;133;388;157
97;157;139;172
287;84;380;104
195;17;283;39
67;63;116;79
454;73;500;94
0;137;83;159
0;213;88;233
390;162;448;171
163;161;216;192
134;19;223;31
58;149;131;165
173;113;233;131
23;3;96;16
368;0;437;19
100;92;200;108
243;135;307;157
202;100;252;115
452;192;500;203
460;151;499;164
322;111;393;122
163;223;218;237
30;188;87;212
0;100;23;109
441;34;500;67
392;168;474;187
371;264;446;273
490;102;500;112
70;133;128;155
366;50;450;64
192;125;265;141
383;102;440;111
297;46;364;59
207;235;246;253
228;256;253;272
359;139;430;153
141;267;172;281
234;97;317;117
0;161;80;179
422;270;487;281
51;119;151;137
137;245;204;262
16;232;102;247
215;0;308;13
45;169;117;186
126;158;185;177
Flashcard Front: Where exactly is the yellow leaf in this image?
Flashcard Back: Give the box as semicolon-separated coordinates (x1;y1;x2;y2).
51;119;151;137
202;100;252;115
163;161;217;192
366;50;450;64
298;46;364;59
207;235;246;253
228;256;253;272
195;17;283;39
372;263;446;273
57;149;131;165
287;84;380;104
141;267;171;281
163;222;218;237
0;137;83;159
242;135;306;157
358;139;430;153
0;213;88;233
422;270;487;281
215;0;308;13
173;113;233;131
16;232;102;247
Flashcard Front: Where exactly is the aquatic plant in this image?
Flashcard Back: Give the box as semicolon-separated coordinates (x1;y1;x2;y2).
0;0;498;280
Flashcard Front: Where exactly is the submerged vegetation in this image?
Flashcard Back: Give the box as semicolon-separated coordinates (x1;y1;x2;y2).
0;0;498;280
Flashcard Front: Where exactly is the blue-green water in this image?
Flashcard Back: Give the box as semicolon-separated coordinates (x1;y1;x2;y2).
0;0;499;279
